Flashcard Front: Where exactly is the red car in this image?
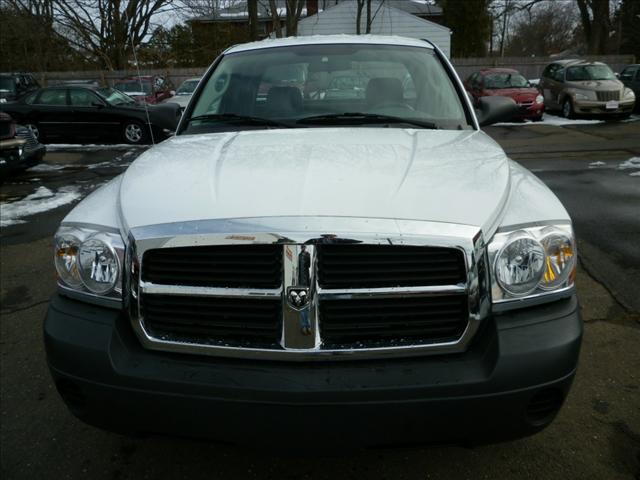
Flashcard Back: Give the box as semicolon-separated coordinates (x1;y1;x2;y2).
113;75;174;105
465;68;544;121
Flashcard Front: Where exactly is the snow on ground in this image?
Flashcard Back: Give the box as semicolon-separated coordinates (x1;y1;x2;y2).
45;144;144;151
494;113;604;127
28;163;70;172
0;186;82;227
589;161;607;168
618;157;640;170
630;171;640;177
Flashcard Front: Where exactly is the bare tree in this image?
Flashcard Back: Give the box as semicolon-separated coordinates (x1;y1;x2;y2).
248;0;259;40
51;0;174;70
576;0;611;54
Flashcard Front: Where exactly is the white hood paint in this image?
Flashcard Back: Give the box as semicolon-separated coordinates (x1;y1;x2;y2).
118;128;512;233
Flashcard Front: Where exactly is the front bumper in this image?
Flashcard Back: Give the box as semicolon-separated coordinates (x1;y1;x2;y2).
573;98;635;115
0;140;45;175
45;293;582;449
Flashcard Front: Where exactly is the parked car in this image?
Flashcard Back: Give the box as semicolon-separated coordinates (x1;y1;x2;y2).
45;35;581;450
162;77;201;110
0;73;40;103
539;59;635;118
619;64;640;112
0;112;45;178
0;85;181;144
113;75;174;105
49;79;102;88
465;68;544;121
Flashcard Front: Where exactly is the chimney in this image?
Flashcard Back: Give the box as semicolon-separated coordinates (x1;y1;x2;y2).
306;0;318;16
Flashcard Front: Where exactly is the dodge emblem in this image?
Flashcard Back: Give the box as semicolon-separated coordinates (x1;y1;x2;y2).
287;287;309;309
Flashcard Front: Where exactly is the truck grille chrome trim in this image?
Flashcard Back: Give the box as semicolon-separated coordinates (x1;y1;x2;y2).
126;217;490;361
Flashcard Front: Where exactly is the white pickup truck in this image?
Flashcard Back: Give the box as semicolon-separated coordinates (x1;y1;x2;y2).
46;35;581;449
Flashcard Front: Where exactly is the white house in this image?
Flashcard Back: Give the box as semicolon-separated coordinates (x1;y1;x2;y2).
294;0;451;57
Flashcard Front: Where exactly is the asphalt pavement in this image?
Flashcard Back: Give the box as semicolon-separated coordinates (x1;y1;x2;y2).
1;117;639;479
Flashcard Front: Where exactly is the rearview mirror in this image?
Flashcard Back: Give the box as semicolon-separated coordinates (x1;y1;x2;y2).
475;96;519;127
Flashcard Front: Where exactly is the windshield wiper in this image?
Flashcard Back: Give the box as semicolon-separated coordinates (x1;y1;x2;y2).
186;113;294;128
296;113;438;129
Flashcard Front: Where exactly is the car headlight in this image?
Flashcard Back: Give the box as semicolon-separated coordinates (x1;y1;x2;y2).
488;224;576;310
624;88;635;99
572;89;594;101
535;94;544;104
54;225;124;307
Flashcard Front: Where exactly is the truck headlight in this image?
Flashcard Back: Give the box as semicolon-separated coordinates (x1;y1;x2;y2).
624;88;635;99
488;224;576;309
535;94;544;104
54;225;124;306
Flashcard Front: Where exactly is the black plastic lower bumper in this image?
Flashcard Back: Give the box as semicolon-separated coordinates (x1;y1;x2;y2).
44;294;582;449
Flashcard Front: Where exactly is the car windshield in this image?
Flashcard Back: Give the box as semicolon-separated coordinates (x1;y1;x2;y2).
0;77;15;93
97;87;136;105
484;73;529;89
114;81;152;95
184;43;470;133
566;65;616;81
176;80;199;95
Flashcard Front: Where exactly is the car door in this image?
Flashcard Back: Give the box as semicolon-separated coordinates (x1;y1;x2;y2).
32;88;72;139
69;88;119;140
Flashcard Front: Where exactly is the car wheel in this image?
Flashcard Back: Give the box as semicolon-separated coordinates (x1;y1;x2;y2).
25;123;42;142
123;122;147;144
562;98;574;119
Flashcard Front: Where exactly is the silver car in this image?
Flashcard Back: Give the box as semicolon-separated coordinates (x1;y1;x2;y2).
539;59;635;118
162;77;201;110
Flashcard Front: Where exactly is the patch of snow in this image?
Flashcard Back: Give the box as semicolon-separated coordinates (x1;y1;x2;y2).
45;144;143;151
618;157;640;170
28;163;69;172
0;186;82;227
588;161;607;168
629;171;640;177
494;113;604;127
528;78;540;86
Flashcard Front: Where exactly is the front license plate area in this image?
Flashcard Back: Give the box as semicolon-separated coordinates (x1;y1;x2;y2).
606;100;619;110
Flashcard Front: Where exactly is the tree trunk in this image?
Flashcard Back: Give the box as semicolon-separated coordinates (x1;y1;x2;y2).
366;0;372;33
356;0;364;34
269;0;282;37
248;0;259;40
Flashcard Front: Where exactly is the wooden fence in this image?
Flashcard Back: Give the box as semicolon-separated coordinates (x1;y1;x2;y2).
38;54;636;87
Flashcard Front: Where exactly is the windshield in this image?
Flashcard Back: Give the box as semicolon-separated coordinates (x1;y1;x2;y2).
114;80;152;95
485;73;529;89
97;87;136;105
0;78;15;93
566;65;616;81
176;79;199;95
184;44;470;133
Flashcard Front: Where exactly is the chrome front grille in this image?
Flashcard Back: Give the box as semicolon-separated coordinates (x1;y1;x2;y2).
15;127;39;151
596;90;620;102
129;218;489;360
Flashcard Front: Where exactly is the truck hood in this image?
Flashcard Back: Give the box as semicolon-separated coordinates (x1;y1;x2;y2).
119;128;511;232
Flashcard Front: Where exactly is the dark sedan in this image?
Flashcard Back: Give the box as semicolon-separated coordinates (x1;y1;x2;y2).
619;64;640;111
0;86;181;144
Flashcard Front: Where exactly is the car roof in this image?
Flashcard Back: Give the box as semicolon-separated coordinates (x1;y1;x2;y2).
40;85;101;91
116;76;154;81
479;68;520;75
225;35;435;54
552;59;607;68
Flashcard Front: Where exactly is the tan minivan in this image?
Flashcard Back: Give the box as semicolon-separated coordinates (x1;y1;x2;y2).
539;59;635;118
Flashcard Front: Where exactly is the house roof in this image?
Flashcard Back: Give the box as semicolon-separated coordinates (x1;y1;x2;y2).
225;34;435;54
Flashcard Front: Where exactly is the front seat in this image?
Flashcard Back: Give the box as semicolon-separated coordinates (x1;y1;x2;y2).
365;77;403;108
266;86;303;117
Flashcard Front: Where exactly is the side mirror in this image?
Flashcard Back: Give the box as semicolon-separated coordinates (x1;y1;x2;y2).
475;96;519;127
91;101;105;108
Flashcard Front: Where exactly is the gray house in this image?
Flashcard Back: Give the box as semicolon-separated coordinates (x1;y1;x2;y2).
294;0;451;57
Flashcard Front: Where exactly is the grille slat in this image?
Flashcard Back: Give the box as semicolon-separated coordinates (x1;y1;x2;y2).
317;244;465;288
142;244;282;288
142;294;282;347
320;295;468;347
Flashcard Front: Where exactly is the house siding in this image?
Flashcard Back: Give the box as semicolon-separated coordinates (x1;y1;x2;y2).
297;1;451;57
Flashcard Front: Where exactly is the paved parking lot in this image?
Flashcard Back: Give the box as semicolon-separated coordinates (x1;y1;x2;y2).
1;115;639;479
